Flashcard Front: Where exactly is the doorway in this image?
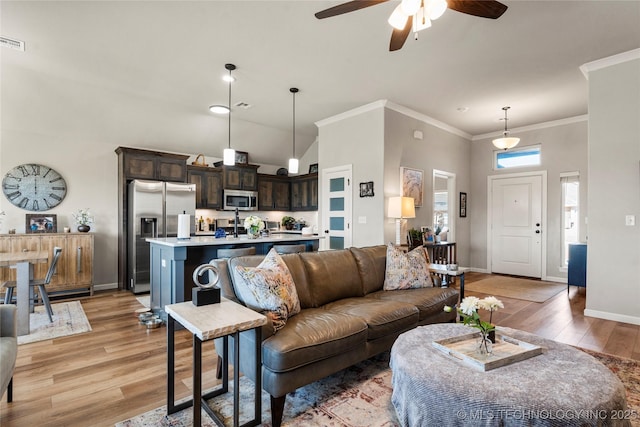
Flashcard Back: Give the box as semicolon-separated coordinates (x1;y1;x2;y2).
488;171;547;278
432;170;456;243
321;165;353;250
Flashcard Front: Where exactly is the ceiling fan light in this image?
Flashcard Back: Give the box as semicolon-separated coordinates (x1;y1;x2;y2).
388;4;408;30
288;158;299;174
426;0;447;20
492;135;520;150
209;105;230;114
400;0;421;15
223;148;236;165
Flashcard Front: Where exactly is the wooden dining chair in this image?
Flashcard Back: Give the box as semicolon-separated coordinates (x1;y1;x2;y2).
2;247;62;323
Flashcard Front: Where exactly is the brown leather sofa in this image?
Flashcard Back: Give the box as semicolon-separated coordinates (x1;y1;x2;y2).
213;245;459;427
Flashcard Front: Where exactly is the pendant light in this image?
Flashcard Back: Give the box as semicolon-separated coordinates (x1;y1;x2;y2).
223;63;236;165
492;106;520;150
288;87;299;174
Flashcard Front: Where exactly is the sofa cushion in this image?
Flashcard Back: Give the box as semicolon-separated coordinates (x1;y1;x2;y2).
234;249;301;332
261;308;368;372
322;298;418;341
367;287;459;321
299;250;364;307
349;245;387;295
384;244;433;290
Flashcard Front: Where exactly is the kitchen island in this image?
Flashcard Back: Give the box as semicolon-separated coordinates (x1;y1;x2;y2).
146;235;321;317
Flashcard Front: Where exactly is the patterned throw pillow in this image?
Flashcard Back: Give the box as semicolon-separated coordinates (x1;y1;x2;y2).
383;243;433;290
234;248;301;332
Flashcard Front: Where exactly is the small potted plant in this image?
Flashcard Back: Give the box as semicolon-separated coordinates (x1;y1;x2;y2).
72;208;94;232
281;216;296;230
407;228;424;250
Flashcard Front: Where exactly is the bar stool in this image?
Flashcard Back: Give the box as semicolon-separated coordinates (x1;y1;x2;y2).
216;247;257;258
272;244;306;254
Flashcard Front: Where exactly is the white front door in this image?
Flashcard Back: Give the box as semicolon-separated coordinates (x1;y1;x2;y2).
321;165;352;250
489;173;544;278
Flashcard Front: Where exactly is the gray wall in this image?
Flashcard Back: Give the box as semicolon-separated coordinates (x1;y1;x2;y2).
317;105;386;248
470;120;589;279
584;56;640;324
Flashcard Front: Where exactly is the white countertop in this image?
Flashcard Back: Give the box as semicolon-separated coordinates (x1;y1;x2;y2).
147;234;322;247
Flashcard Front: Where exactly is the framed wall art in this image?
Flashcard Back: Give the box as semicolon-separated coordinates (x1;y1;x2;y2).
309;163;319;174
400;167;424;207
235;151;249;165
25;214;57;233
460;192;467;218
359;181;374;197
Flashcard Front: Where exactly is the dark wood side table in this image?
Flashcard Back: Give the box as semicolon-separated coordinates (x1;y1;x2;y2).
165;298;267;427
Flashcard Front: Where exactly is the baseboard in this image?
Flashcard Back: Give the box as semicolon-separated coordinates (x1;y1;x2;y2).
468;267;489;273
543;275;567;284
584;309;640;326
94;283;118;291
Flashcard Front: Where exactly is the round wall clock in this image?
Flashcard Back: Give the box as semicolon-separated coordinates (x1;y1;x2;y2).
2;163;67;211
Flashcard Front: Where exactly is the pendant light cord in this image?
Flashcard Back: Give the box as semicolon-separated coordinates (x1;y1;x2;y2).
290;87;299;158
228;69;232;149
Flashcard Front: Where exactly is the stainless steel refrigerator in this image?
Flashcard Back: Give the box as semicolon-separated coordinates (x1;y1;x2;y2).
128;180;196;294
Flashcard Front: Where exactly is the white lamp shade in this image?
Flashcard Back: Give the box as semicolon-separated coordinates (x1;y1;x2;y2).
388;196;416;219
492;136;520;150
288;158;299;174
388;4;409;30
223;148;236;165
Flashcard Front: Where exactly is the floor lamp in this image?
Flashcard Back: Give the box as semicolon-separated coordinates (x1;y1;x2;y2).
388;196;416;245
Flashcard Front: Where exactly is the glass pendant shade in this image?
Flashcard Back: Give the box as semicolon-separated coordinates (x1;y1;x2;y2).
492;135;520;150
388;4;408;30
288;158;299;174
223;148;235;165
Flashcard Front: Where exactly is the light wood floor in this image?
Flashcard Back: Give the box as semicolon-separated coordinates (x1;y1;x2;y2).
1;272;639;426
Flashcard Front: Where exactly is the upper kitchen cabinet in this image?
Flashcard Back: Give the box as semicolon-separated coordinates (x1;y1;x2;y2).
258;174;291;211
291;173;318;211
187;166;223;209
116;147;188;182
219;165;259;191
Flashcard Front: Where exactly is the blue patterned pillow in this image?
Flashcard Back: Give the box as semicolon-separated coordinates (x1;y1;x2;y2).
234;249;301;332
384;243;433;290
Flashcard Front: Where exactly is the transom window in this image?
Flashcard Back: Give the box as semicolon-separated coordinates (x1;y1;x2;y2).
494;145;541;170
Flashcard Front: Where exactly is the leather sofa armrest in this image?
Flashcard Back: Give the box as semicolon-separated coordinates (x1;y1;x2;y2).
0;305;17;338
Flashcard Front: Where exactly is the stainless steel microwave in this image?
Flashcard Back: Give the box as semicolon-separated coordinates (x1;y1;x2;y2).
223;189;258;211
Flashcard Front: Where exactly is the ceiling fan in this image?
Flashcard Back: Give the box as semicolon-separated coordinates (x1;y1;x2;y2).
315;0;508;51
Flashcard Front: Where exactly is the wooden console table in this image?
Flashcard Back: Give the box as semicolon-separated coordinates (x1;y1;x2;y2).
424;241;456;264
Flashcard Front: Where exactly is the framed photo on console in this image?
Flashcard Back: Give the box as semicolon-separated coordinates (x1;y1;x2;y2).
25;214;57;233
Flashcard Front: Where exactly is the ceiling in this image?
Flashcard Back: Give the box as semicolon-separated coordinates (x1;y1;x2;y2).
2;1;639;166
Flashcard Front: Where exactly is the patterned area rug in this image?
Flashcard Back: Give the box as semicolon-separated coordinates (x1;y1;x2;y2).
17;300;92;345
115;350;640;427
465;275;566;302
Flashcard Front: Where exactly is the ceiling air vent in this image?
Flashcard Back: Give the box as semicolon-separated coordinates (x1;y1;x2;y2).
0;36;25;51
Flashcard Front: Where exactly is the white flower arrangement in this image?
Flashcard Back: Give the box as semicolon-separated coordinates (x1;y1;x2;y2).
244;215;265;231
72;208;94;225
445;295;504;332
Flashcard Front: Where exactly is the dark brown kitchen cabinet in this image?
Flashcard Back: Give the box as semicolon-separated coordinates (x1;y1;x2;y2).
116;147;188;182
220;165;259;191
187;166;223;209
291;173;318;211
258;174;291;211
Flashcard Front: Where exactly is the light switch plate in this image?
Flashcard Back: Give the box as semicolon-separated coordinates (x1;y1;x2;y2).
625;215;635;226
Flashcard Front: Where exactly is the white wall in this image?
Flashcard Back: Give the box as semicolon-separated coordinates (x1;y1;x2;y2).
470;119;589;278
584;53;640;325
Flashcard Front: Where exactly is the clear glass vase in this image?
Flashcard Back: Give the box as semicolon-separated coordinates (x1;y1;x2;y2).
247;227;259;239
477;332;493;357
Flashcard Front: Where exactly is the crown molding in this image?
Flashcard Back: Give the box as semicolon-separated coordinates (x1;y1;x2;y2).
315;99;472;140
472;114;588;142
580;48;640;79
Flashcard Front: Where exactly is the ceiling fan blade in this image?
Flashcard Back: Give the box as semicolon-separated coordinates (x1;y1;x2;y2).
315;0;390;19
389;16;412;51
446;0;508;19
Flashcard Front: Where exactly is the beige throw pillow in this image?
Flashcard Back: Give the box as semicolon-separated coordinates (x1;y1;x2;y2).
384;243;433;290
234;248;301;332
